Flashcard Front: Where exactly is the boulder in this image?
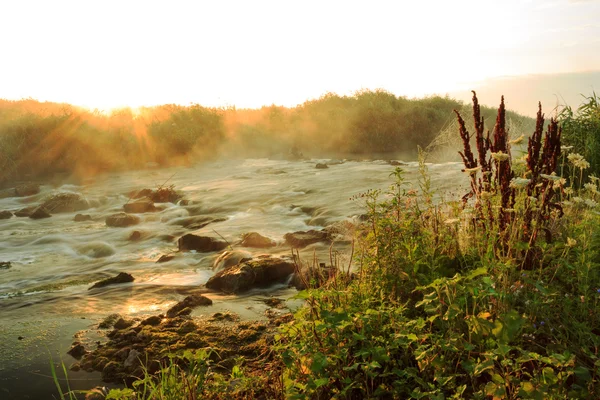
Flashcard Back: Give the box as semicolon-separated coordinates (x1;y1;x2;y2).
14;206;36;217
123;198;156;213
129;231;142;241
67;343;87;359
41;192;89;213
205;255;295;293
213;250;252;271
74;214;92;222
106;213;140;227
315;163;328;169
0;261;11;270
0;183;40;198
0;210;13;219
130;187;181;203
166;294;212;318
178;234;228;252
156;254;175;263
240;232;276;248
29;206;51;219
284;230;329;248
89;272;134;290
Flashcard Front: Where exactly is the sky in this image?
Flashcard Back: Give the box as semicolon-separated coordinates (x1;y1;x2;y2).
0;0;599;115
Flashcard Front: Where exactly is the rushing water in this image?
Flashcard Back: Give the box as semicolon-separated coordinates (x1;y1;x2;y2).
0;157;466;398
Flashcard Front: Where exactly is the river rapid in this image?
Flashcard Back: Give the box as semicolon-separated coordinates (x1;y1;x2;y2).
0;157;466;398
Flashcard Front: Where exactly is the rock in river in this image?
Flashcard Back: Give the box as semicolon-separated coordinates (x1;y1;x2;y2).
29;206;51;219
205;255;295;293
74;214;92;222
106;213;140;227
41;192;89;213
123;198;156;213
89;272;134;290
284;229;329;248
240;232;276;248
0;210;13;219
166;294;212;318
178;234;228;252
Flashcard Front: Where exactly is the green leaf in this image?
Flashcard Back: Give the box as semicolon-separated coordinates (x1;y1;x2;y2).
473;359;494;376
313;377;329;388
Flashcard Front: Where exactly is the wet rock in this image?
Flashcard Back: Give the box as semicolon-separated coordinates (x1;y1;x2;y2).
0;210;13;219
89;273;134;290
99;314;122;329
284;229;329;248
123;198;156;214
315;163;328;169
388;160;408;166
206;255;295;293
213;250;252;271
0;261;11;270
124;349;142;369
240;232;276;248
140;315;162;326
178;234;228;252
156;254;175;263
74;214;92;222
15;183;40;197
166;295;212;318
101;361;122;382
210;312;239;322
14;206;36;217
177;320;198;334
262;297;285;308
91;357;110;372
130;187;182;203
114;318;134;330
129;230;142;241
106;213;140;227
69;362;81;372
41;192;89;213
67;343;87;359
29;206;51;219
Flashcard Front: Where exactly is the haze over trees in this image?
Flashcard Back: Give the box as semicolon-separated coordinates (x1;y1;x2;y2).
0;90;533;184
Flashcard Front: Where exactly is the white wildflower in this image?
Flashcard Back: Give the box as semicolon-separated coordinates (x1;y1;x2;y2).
585;199;598;208
509;135;525;145
584;183;598;194
540;173;561;182
463;166;481;176
563;187;574;195
491;151;510;162
510;177;530;189
480;191;493;200
568;153;590;169
566;237;577;247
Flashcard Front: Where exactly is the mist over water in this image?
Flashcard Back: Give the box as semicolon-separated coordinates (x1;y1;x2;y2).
0;157;468;398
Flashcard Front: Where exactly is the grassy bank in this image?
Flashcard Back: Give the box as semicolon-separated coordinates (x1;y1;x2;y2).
0;92;533;185
47;93;599;399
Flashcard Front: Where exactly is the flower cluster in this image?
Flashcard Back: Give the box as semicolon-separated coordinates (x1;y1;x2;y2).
568;153;590;170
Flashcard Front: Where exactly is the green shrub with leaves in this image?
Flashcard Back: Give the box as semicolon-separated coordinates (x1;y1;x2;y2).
276;94;600;399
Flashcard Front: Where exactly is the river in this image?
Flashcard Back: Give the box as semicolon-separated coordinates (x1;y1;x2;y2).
0;157;466;398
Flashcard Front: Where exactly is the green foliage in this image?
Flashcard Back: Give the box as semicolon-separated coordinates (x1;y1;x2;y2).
0;92;534;184
276;99;600;399
559;91;600;177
